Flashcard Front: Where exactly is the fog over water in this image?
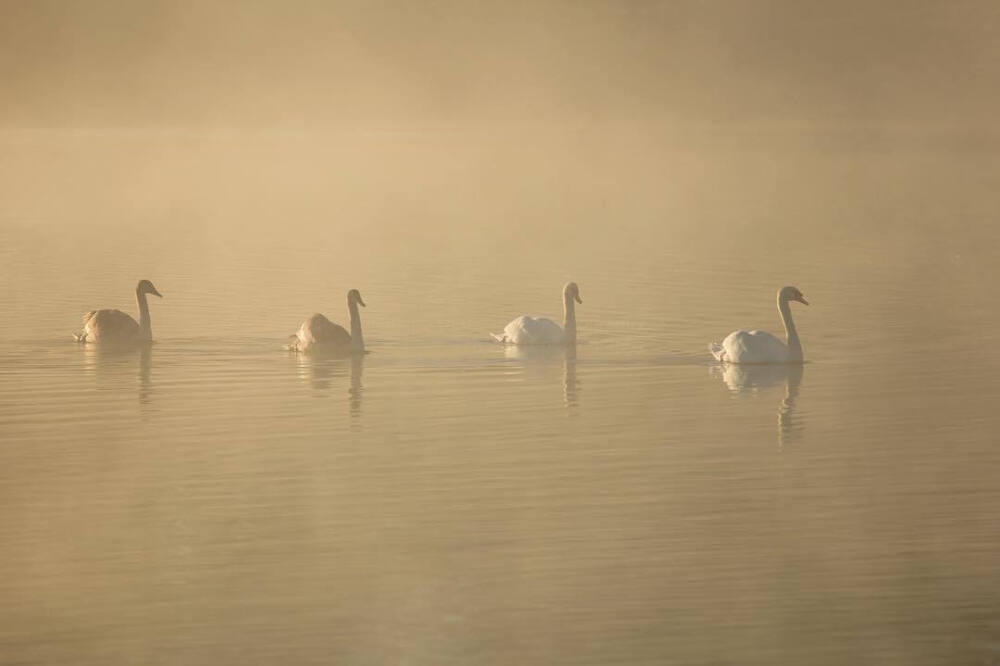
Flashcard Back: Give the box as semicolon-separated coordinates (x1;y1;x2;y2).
1;2;999;664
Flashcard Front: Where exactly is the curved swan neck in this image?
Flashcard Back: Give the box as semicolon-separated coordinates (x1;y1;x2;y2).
348;300;365;352
136;288;152;339
777;294;802;360
563;293;577;343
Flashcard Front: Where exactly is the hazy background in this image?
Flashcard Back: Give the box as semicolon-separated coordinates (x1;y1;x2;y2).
1;2;999;664
2;0;999;249
2;0;999;129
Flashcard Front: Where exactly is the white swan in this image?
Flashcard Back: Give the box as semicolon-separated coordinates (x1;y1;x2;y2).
74;279;162;345
492;282;582;345
710;286;808;364
290;289;366;354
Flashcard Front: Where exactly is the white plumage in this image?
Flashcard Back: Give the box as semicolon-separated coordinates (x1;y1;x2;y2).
492;282;582;346
710;286;808;364
493;315;567;345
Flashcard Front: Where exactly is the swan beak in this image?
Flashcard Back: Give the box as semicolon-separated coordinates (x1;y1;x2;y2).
797;296;809;305
358;297;366;307
575;294;583;304
150;287;163;298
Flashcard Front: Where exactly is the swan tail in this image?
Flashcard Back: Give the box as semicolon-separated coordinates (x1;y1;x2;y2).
709;342;725;361
75;311;98;342
490;332;507;344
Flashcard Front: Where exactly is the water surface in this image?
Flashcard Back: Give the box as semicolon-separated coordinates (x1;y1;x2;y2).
1;131;998;664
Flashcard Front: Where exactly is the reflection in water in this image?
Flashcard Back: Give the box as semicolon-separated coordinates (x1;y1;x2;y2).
349;353;364;417
777;364;803;449
138;346;152;407
502;344;580;410
563;345;579;410
295;352;341;391
293;351;364;417
714;363;804;449
81;343;154;407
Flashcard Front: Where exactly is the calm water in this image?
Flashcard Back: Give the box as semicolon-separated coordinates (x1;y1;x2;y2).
1;132;998;664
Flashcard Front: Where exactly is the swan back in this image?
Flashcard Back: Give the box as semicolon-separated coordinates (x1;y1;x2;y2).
296;313;351;351
496;315;566;345
79;309;141;344
715;329;793;364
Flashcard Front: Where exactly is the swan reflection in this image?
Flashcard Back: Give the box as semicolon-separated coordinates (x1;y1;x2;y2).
81;343;154;407
714;363;804;448
564;345;579;409
293;351;364;417
348;353;364;416
502;344;580;410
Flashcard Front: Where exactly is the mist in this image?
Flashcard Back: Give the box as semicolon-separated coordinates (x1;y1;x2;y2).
2;1;998;131
2;3;999;665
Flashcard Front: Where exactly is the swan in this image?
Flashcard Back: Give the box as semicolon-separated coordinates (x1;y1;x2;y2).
74;279;163;345
492;282;582;345
710;286;808;364
290;289;366;354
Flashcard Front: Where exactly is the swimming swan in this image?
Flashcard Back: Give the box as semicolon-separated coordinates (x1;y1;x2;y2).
492;282;582;345
74;279;163;345
290;289;366;354
710;286;808;364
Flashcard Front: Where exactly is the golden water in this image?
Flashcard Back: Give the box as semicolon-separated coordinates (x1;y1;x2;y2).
1;131;998;664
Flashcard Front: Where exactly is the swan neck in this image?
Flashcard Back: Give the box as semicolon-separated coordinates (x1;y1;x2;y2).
348;300;364;352
778;295;802;360
136;288;152;339
563;294;577;343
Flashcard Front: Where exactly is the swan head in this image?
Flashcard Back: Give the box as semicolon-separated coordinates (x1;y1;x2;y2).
347;289;366;307
563;282;582;304
779;285;808;306
136;280;162;298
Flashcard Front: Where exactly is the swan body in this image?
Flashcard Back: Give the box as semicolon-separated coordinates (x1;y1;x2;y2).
711;329;795;364
492;282;582;345
710;286;808;364
493;315;566;345
291;289;366;354
295;314;351;348
75;280;162;345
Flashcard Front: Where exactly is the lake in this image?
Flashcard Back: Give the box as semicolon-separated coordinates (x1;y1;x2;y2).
1;129;998;664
